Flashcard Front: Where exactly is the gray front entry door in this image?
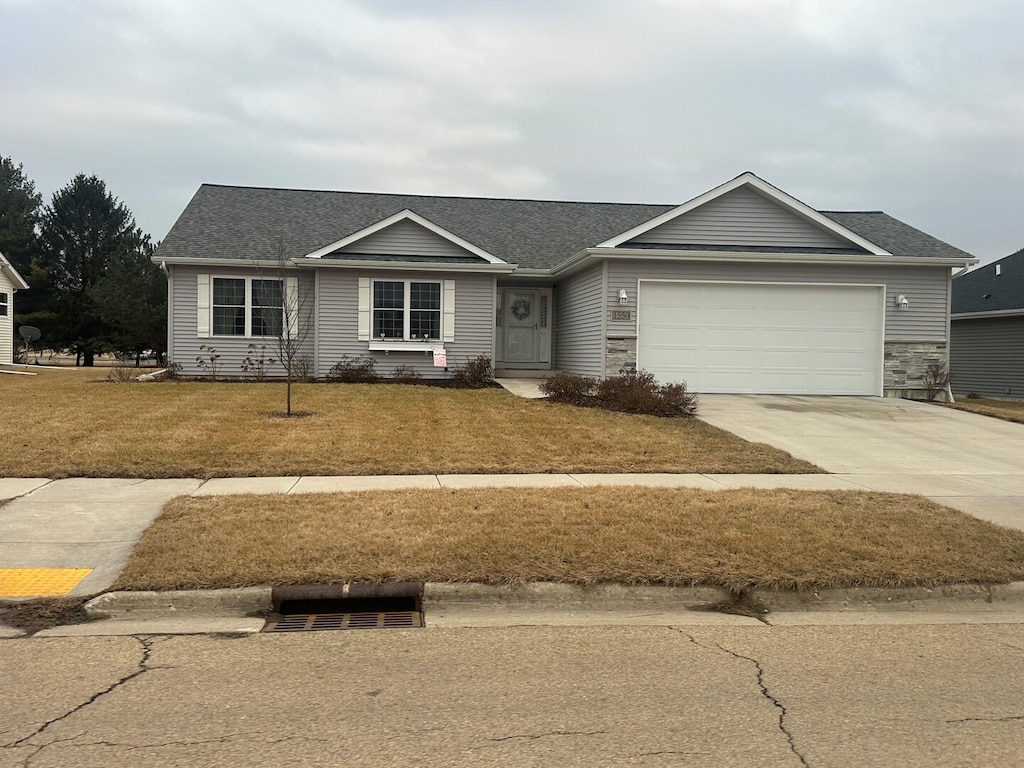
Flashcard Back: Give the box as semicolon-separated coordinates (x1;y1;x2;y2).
504;289;539;363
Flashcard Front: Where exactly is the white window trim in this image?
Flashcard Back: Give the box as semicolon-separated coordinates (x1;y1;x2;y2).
0;292;8;316
358;277;455;345
209;276;285;339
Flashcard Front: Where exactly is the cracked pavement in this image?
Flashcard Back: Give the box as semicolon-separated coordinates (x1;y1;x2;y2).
2;624;1023;766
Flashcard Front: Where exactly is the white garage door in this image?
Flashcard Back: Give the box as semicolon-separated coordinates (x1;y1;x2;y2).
637;281;883;395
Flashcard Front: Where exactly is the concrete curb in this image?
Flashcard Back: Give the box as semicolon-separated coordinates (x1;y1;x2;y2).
85;587;272;618
751;582;1024;612
81;581;1024;620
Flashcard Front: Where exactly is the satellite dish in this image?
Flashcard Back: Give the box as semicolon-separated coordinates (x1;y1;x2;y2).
18;326;42;364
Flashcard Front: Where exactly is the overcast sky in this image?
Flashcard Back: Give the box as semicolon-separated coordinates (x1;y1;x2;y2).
3;0;1022;265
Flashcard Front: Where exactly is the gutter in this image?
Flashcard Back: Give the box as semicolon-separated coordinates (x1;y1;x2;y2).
951;308;1024;320
550;248;979;275
291;258;517;274
153;255;517;275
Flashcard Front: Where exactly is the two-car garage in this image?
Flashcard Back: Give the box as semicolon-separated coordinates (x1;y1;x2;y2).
636;281;885;395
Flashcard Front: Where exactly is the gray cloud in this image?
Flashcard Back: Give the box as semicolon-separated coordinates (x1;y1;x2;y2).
1;0;1021;262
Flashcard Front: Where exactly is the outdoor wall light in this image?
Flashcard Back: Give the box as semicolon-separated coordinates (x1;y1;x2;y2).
618;289;629;305
895;294;910;311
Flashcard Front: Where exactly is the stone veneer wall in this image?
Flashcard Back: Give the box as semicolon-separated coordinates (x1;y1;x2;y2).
606;337;948;397
605;337;637;376
883;341;947;396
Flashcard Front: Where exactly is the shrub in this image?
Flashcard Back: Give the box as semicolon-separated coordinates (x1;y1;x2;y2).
241;343;276;382
195;344;221;380
391;365;423;384
923;360;950;401
595;369;698;417
291;356;314;382
326;355;379;383
539;372;597;405
451;356;493;388
106;365;138;383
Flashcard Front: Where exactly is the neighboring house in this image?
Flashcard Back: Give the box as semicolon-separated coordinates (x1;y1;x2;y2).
0;251;29;365
156;172;975;396
950;248;1024;399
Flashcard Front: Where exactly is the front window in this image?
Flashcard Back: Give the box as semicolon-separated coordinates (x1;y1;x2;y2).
373;280;440;340
252;279;283;336
0;292;7;317
212;277;283;337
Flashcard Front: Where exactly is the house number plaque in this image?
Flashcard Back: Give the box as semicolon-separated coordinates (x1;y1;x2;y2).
611;310;632;321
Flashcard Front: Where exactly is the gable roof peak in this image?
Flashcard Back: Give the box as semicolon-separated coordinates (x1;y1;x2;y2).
596;172;892;255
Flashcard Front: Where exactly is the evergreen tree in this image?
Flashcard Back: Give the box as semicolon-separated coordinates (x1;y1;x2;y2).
0;156;42;276
90;239;167;364
38;174;149;366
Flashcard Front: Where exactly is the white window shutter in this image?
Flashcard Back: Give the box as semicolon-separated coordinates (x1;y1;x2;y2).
285;277;299;339
357;277;370;341
443;279;456;342
196;274;210;338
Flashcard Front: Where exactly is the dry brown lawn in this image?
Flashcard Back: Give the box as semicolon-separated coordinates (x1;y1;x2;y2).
946;398;1024;424
0;369;819;478
112;487;1024;591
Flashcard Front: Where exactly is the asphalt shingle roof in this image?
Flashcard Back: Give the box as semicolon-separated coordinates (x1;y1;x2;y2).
952;248;1024;314
156;184;974;270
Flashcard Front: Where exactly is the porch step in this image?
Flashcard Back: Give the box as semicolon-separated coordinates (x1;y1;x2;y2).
493;369;557;379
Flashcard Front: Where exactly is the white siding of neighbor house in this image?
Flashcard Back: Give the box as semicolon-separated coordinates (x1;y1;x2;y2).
169;264;315;377
316;269;496;379
0;271;14;364
604;260;949;342
336;219;475;258
553;262;605;378
627;186;853;249
950;316;1024;399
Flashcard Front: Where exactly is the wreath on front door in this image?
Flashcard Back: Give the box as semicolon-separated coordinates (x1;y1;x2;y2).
511;297;532;321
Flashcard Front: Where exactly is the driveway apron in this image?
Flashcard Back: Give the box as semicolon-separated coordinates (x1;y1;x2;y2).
697;395;1024;530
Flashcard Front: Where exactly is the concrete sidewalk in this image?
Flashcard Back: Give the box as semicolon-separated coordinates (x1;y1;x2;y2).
2;472;1022;599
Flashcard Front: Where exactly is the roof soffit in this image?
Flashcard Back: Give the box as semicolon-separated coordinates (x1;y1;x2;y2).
0;251;29;290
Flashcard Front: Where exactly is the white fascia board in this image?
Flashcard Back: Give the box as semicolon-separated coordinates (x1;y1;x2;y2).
0;252;29;290
303;209;506;264
596;172;892;256
553;247;976;273
951;308;1024;320
293;258;517;274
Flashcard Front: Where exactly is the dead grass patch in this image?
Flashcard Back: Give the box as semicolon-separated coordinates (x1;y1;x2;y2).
112;487;1024;592
0;369;819;477
945;398;1024;425
0;596;98;634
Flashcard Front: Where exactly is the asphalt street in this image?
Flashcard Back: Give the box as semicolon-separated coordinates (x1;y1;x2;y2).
2;623;1023;767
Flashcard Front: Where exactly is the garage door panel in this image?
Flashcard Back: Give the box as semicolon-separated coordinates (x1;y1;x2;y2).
637;282;883;395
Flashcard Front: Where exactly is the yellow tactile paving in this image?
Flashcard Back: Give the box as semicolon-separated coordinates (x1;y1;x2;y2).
0;568;92;597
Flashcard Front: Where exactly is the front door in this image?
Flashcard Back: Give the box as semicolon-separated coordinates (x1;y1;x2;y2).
504;289;539;364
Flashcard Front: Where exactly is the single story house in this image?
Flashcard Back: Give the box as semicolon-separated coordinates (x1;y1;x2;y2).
0;251;29;365
950;248;1024;399
156;172;975;396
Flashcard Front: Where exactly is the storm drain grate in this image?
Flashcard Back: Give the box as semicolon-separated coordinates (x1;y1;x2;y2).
264;611;423;632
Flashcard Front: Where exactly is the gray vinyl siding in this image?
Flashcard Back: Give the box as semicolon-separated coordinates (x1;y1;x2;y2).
554;262;605;377
0;273;13;364
317;269;495;379
337;219;474;258
605;260;949;341
169;264;315;377
628;186;852;249
950;316;1024;399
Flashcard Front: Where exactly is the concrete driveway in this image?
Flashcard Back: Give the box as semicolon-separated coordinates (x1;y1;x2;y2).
698;395;1024;528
